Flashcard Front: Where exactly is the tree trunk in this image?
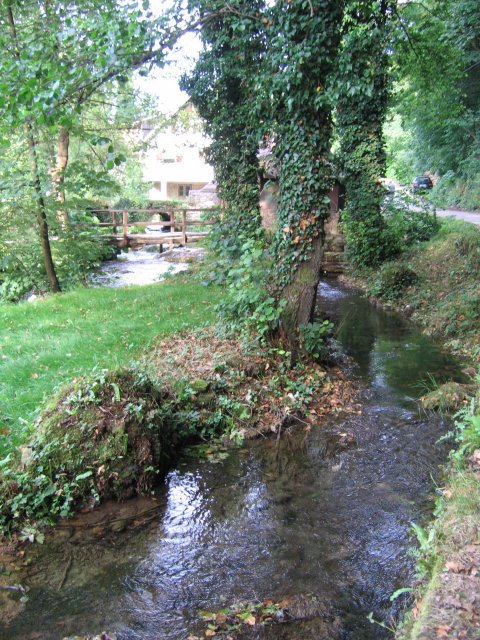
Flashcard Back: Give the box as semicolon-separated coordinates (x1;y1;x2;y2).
278;234;325;360
336;0;392;266
52;126;70;225
268;0;343;360
27;128;62;293
7;5;61;293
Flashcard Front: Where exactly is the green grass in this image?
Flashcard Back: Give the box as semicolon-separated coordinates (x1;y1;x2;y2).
352;217;480;361
0;277;221;454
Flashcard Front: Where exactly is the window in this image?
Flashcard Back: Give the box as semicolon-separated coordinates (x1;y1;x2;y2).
178;184;192;197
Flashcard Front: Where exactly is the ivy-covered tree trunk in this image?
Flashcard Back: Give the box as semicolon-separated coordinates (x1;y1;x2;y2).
181;1;264;256
336;0;394;266
269;0;343;356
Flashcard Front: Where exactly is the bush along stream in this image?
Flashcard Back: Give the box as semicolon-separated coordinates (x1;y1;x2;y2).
0;278;472;640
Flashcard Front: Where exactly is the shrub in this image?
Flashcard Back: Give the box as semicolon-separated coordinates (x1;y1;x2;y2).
429;169;480;211
382;194;438;254
341;214;390;267
300;320;334;359
370;263;419;301
0;368;178;532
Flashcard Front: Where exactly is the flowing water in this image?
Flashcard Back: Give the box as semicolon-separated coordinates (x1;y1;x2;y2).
1;280;464;640
90;247;192;288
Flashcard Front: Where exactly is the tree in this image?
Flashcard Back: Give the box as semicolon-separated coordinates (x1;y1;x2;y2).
335;0;395;266
181;0;264;262
267;0;343;356
390;0;480;208
0;0;180;293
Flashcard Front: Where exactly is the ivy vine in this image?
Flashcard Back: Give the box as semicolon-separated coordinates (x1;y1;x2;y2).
335;0;395;266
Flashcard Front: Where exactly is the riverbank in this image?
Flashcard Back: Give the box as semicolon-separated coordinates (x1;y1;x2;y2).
342;217;480;363
342;218;480;639
0;275;221;455
0;325;360;538
395;385;480;640
397;458;480;640
0;268;363;543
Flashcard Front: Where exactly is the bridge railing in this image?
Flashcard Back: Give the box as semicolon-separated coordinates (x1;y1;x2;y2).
78;208;217;247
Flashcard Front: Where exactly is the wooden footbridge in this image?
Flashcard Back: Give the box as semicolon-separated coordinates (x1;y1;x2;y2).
86;208;215;251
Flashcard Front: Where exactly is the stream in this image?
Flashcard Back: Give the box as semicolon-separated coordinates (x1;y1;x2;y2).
90;247;196;288
1;279;464;640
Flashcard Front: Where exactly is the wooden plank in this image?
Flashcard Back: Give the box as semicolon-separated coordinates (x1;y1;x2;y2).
88;208;218;214
182;210;187;245
117;234;207;248
71;220;213;229
122;209;128;243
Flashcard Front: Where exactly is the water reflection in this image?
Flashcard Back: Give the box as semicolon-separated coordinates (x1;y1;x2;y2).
319;280;464;404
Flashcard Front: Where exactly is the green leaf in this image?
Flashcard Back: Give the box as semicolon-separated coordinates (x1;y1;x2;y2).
389;587;413;601
75;470;93;481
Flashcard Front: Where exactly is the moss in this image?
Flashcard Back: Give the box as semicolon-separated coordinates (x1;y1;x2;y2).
189;379;210;393
0;369;180;531
419;382;474;412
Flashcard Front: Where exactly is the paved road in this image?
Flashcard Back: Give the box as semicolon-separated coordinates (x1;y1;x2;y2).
436;208;480;226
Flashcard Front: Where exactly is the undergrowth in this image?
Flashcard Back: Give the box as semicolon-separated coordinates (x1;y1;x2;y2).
0;326;356;537
351;218;480;360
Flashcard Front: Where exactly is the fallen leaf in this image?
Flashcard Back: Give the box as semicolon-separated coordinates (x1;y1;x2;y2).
435;625;451;638
31;373;39;379
445;561;465;573
215;613;227;624
469;449;480;468
243;616;256;626
205;631;216;638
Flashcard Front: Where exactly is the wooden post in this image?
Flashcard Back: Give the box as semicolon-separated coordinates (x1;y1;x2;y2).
182;210;187;245
169;210;175;233
112;210;117;235
122;209;128;246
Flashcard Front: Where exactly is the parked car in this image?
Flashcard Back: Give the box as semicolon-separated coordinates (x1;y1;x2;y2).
411;176;433;193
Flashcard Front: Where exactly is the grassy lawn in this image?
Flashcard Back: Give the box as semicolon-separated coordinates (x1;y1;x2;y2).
0;277;220;454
